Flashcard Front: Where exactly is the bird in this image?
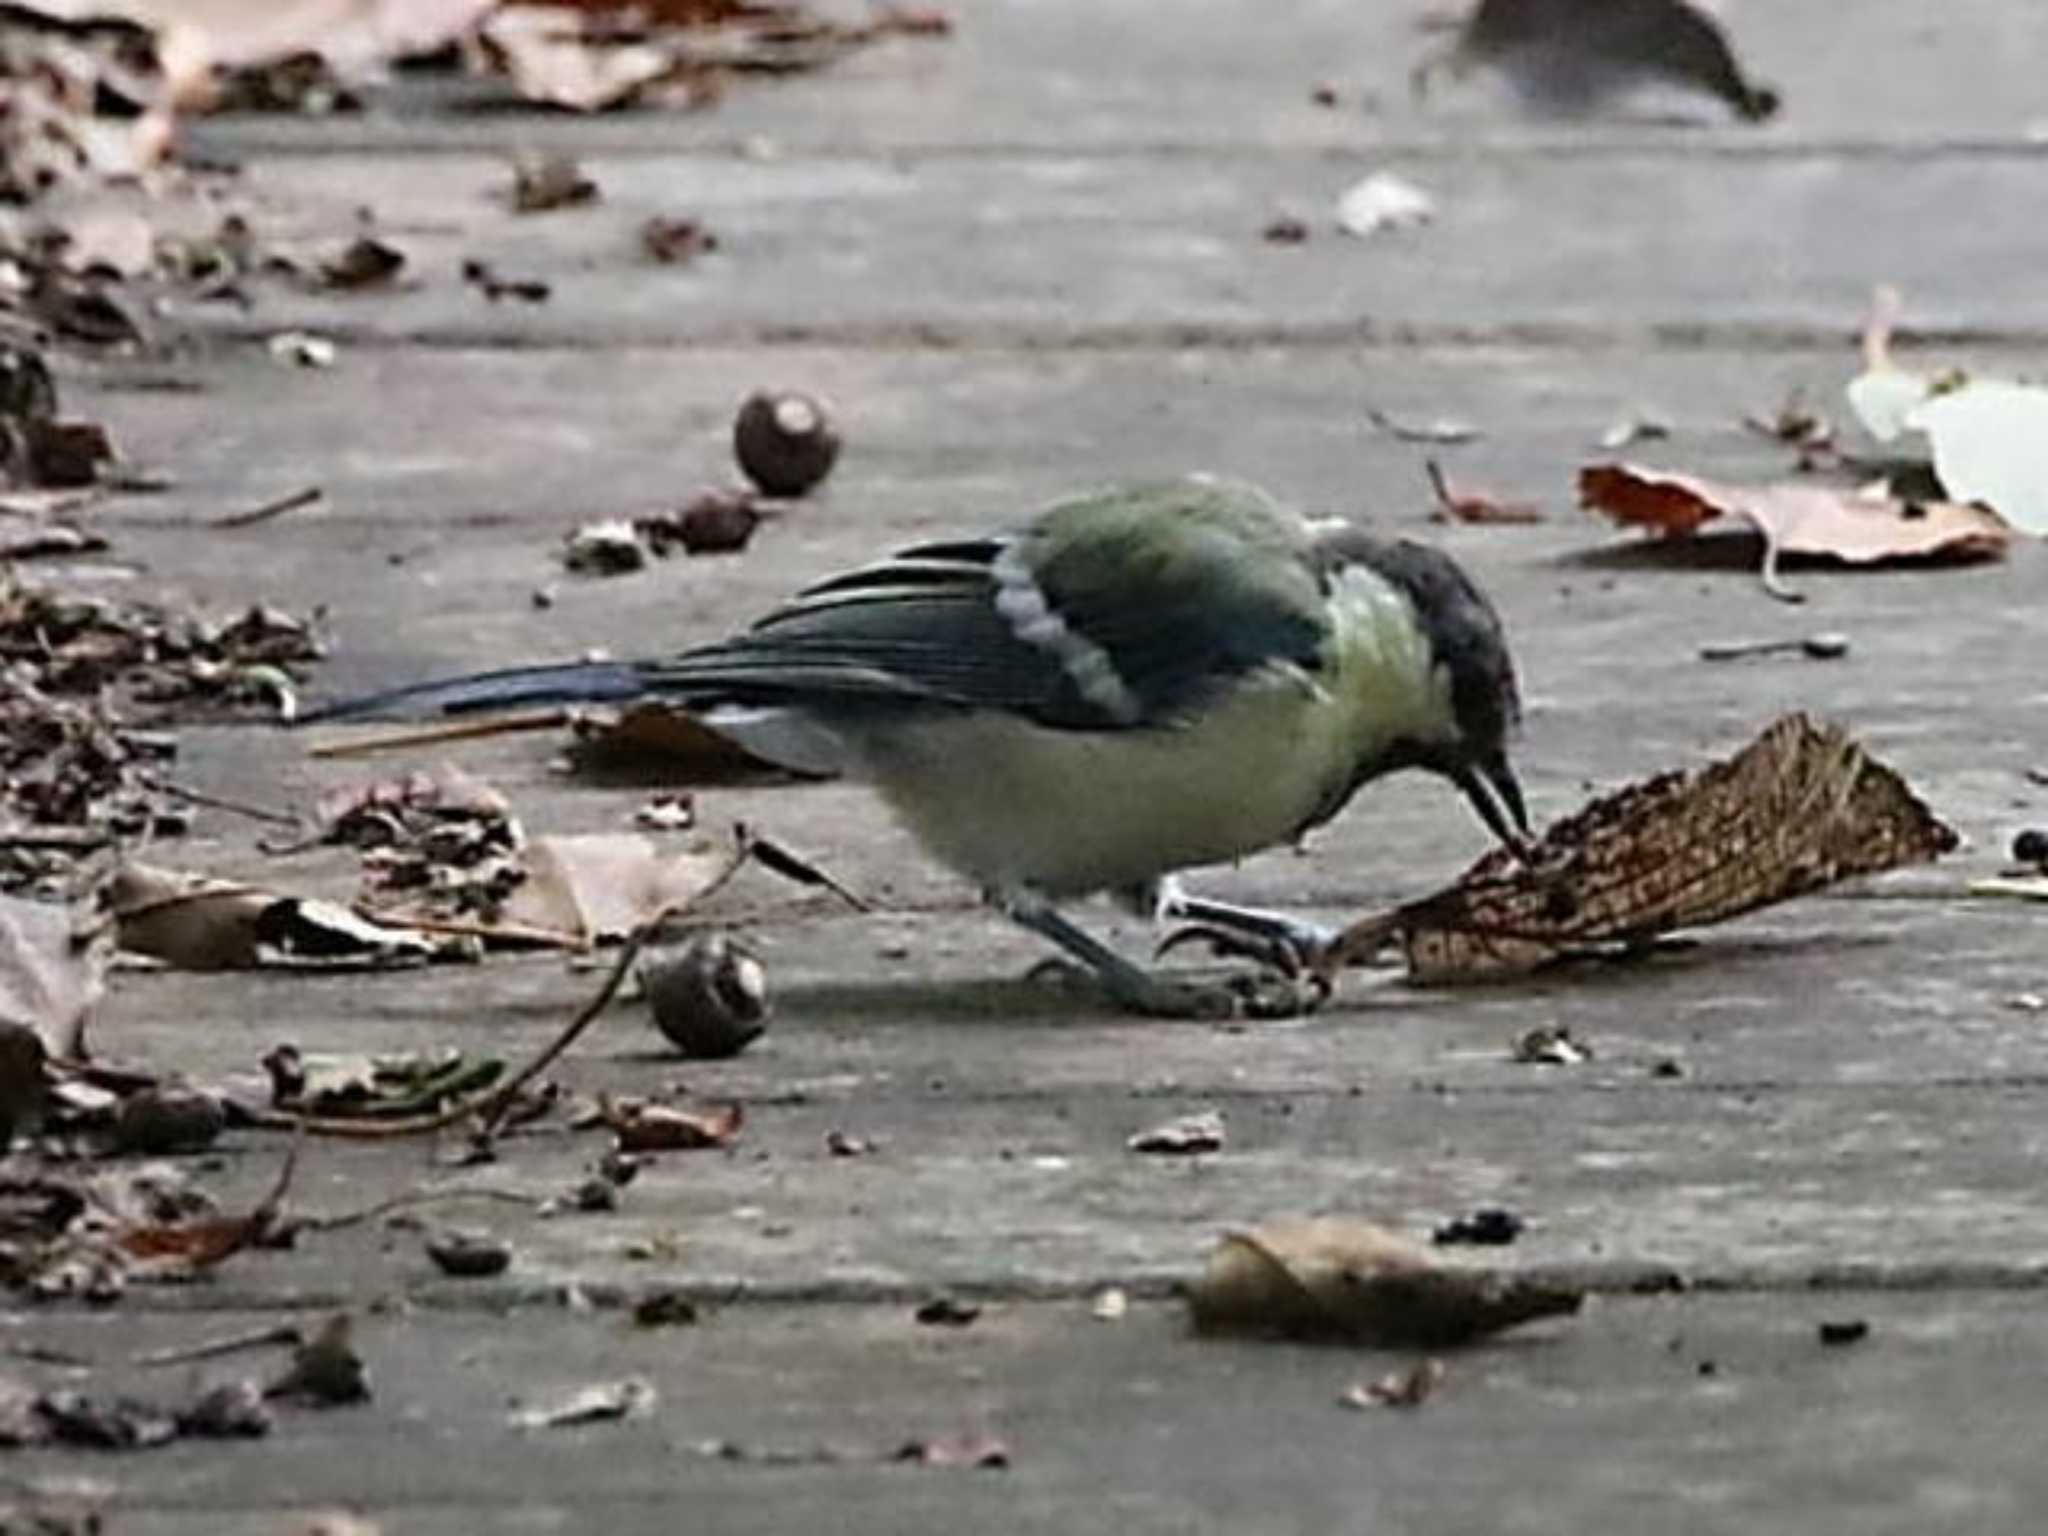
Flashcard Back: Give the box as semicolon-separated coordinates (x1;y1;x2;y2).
1416;0;1780;123
305;476;1530;1018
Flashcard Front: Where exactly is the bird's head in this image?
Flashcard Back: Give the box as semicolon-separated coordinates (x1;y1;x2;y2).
1338;535;1531;857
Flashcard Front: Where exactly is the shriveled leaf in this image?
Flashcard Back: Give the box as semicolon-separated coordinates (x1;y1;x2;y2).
110;862;446;970
0;892;103;1056
477;10;681;112
1333;714;1956;984
509;1376;655;1429
496;834;738;948
601;1095;742;1152
1580;461;2008;600
112;1143;294;1277
1187;1217;1582;1347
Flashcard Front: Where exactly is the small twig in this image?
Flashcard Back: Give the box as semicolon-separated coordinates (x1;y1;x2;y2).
137;774;302;829
1757;534;1806;605
211;485;323;530
308;708;573;759
739;825;870;912
282;1186;541;1236
132;1322;303;1370
1423;458;1454;514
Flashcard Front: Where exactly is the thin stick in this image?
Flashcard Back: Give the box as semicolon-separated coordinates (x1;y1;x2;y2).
211;486;323;530
138;775;302;828
308;709;572;759
248;842;750;1140
132;1323;303;1369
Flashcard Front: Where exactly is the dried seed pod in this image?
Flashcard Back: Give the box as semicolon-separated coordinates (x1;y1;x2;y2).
639;932;768;1059
733;390;840;498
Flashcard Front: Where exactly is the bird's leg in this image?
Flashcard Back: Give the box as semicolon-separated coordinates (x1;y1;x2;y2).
998;890;1323;1021
1136;878;1337;977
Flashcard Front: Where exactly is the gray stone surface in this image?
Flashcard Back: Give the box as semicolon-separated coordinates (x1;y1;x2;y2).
9;0;2048;1528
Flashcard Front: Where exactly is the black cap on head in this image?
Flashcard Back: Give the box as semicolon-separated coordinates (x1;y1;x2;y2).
1322;531;1529;848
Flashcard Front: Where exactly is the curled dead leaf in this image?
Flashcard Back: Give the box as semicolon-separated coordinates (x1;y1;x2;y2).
600;1094;742;1152
1187;1217;1581;1347
1580;462;2007;603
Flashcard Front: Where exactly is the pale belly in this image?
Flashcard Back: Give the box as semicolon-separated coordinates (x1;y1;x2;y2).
854;680;1381;899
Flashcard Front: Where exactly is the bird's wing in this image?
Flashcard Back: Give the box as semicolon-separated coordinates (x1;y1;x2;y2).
642;478;1335;730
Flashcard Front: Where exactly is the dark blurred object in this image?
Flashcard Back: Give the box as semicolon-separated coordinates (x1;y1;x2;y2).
1417;0;1779;123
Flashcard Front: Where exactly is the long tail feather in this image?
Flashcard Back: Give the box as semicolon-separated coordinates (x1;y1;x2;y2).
298;660;648;724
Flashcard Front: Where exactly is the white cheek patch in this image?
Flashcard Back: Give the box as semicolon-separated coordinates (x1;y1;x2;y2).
991;546;1144;725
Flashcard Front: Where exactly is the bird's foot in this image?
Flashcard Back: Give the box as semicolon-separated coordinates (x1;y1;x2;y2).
1024;956;1326;1021
1153;903;1338;979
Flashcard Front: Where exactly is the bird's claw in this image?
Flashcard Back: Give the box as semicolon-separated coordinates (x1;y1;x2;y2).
1155;921;1321;978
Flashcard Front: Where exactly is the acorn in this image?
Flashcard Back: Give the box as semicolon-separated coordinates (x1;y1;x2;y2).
733;390;839;497
639;931;768;1058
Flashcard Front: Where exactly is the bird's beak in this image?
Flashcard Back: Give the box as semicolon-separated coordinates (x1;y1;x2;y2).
1448;749;1532;860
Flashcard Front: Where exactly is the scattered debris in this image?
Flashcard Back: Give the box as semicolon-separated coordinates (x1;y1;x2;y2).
913;1294;981;1328
0;890;103;1059
634;1287;699;1328
600;1095;743;1153
1335;171;1435;237
1187;1217;1582;1346
1127;1109;1225;1155
825;1129;875;1157
1319;715;1958;984
1698;632;1849;663
425;1228;512;1278
734;390;840;498
893;1433;1010;1469
1417;0;1778;122
317;235;405;291
110;1082;225;1154
507;153;600;213
510;1377;654;1430
634;792;697;831
1579;462;2009;603
1817;1319;1870;1347
1598;411;1671;450
1511;1026;1589;1065
267;331;337;368
640;215;718;265
264;1313;370;1406
260;1046;503;1121
1091;1287;1128;1321
460;258;550;303
1340;1358;1445;1409
562;518;647;574
648;489;767;555
1260;215;1310;245
1370;408;1479;446
1432;1208;1524;1246
641;931;768;1058
1743;388;1834;452
1425;459;1542;525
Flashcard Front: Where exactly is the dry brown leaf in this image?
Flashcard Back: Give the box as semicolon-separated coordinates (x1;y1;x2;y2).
113;1142;294;1276
477;9;690;111
501;834;735;947
1327;714;1956;984
110;863;445;970
1580;462;2008;602
1186;1217;1581;1347
566;701;796;780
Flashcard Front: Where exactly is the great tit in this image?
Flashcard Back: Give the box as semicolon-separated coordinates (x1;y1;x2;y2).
307;476;1528;1017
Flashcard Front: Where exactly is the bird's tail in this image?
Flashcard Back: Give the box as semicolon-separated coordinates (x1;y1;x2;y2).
298;660;650;724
